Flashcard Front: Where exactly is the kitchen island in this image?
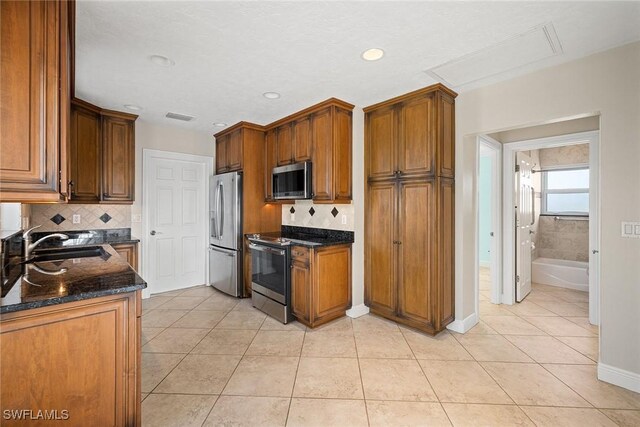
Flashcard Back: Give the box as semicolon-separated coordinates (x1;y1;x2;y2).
0;241;146;426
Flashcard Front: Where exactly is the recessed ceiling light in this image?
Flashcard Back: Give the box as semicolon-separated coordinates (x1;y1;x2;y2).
123;104;142;111
263;92;280;99
361;48;384;61
213;122;227;127
149;54;175;66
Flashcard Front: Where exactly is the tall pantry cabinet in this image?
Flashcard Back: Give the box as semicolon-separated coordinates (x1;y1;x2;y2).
364;84;456;335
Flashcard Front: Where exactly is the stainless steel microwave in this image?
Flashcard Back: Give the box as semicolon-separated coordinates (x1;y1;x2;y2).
272;162;312;200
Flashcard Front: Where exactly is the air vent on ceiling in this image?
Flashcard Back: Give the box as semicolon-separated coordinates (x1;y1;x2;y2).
165;112;195;122
425;22;563;88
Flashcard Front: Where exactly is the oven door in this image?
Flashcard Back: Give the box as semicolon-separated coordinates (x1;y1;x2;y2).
249;243;289;304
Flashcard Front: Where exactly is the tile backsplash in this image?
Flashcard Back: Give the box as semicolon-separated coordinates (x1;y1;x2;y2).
28;204;131;232
537;215;589;262
281;200;354;231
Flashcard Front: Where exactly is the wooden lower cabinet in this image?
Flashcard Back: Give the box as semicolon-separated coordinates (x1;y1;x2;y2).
0;291;142;426
290;244;351;328
365;178;454;335
111;242;138;271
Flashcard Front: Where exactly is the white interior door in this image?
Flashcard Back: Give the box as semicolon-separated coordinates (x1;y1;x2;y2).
146;154;208;293
515;152;534;302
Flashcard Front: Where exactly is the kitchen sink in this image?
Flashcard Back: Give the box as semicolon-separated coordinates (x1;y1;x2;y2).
27;246;107;263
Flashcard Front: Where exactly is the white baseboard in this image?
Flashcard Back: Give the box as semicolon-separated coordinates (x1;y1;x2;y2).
346;304;370;318
598;362;640;393
446;312;478;334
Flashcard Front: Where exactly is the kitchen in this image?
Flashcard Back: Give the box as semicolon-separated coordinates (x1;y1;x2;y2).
2;1;640;426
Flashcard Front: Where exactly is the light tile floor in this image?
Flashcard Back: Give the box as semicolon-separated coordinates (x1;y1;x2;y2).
141;283;640;426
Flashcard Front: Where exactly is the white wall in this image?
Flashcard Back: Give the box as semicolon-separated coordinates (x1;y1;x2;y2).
132;120;214;277
455;42;640;380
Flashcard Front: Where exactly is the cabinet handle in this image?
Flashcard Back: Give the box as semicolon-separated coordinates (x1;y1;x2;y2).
68;180;74;187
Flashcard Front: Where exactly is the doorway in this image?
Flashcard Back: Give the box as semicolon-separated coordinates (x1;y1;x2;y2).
142;149;213;296
501;131;600;325
477;136;502;312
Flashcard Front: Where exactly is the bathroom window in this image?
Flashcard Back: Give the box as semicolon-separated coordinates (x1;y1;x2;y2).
541;167;589;216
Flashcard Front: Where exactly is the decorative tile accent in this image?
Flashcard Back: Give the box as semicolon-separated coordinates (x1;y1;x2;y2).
281;201;354;232
99;213;112;223
331;207;339;217
50;214;66;225
290;207;295;214
28;204;131;232
308;207;315;217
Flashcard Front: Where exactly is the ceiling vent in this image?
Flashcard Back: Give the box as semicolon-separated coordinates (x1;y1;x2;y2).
425;23;563;88
165;112;195;122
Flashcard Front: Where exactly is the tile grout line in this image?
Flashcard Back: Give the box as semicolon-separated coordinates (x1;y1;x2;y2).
352;318;372;427
200;302;268;426
284;323;309;427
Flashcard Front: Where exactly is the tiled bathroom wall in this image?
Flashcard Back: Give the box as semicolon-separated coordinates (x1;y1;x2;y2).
535;142;590;262
281;200;354;231
28;204;131;232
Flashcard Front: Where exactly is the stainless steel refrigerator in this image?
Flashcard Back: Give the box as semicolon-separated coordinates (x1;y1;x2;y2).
209;171;243;297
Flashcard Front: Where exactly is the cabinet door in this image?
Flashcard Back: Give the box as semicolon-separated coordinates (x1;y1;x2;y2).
313;246;351;321
311;107;333;201
366;105;396;180
293;116;312;162
264;129;277;200
112;243;138;271
333;107;352;201
291;259;311;323
398;94;435;177
436;178;455;328
216;134;228;173
397;179;435;327
102;115;135;202
276;124;293;166
0;1;67;202
437;94;455;178
365;181;397;316
70;102;102;202
0;294;138;425
227;129;243;171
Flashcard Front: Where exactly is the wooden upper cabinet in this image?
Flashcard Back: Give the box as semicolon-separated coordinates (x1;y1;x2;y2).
397;179;435;327
0;0;73;202
215;134;228;173
366;105;396;180
365;85;455;181
293;116;312;162
102;113;135;203
365;180;397;316
264;129;277;200
333;107;353;201
226;129;243;171
69;100;101;202
276;124;294;166
437;94;455;178
398;94;435;177
311;108;333;201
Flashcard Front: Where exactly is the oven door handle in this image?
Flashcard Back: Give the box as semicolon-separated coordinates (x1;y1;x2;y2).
248;243;286;256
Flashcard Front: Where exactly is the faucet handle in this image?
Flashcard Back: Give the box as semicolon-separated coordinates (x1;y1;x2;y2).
23;225;42;238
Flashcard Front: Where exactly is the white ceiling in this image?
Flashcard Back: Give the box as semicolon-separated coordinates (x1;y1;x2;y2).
75;1;640;134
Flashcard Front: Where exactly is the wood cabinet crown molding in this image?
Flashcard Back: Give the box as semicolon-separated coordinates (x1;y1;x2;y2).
265;98;355;130
213;121;264;139
72;98;138;120
363;83;458;112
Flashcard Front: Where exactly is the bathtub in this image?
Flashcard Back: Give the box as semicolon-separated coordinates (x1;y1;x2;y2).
531;257;589;292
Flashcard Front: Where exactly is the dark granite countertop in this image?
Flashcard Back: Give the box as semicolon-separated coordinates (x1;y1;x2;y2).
31;228;140;249
1;243;146;314
246;226;354;248
0;229;21;241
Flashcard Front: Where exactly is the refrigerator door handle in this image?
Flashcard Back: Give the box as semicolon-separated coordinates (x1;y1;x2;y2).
219;182;224;239
214;181;221;239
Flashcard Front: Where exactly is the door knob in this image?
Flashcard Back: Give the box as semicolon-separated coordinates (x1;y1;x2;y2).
592;249;599;254
150;230;157;236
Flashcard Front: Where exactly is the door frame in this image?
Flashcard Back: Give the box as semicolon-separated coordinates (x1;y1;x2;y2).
501;131;600;323
142;149;214;298
476;136;503;308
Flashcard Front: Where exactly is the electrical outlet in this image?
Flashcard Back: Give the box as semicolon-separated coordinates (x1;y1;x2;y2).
341;214;347;225
72;214;81;224
290;213;295;222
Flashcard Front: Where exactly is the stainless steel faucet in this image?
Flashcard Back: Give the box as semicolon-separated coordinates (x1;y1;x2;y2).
23;225;69;259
